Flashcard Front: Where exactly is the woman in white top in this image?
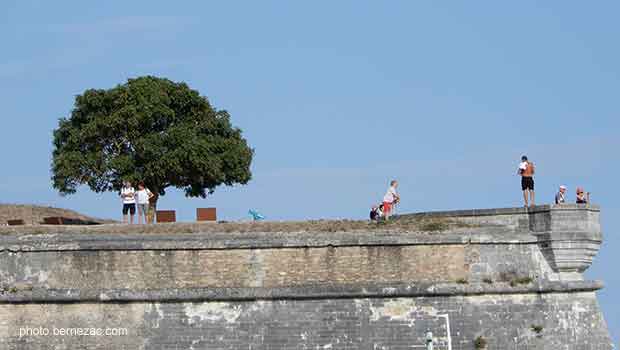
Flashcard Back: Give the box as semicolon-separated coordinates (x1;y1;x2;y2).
136;182;154;225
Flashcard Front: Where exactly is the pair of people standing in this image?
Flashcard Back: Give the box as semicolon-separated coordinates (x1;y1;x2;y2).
555;185;590;205
121;181;154;224
370;180;400;221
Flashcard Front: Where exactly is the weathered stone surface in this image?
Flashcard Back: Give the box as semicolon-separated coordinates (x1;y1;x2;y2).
0;245;471;290
0;292;611;349
0;280;605;303
0;205;612;349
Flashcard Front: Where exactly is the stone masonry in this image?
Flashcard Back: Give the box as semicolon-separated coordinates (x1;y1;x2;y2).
0;204;613;349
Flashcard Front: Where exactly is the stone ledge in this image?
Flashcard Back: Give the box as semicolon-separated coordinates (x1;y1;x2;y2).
0;230;542;252
0;280;603;303
0;230;600;252
399;204;600;218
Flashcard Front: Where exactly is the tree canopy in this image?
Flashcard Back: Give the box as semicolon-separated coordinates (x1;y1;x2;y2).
52;76;253;200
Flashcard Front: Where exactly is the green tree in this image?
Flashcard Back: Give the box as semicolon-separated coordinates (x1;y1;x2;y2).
51;76;254;209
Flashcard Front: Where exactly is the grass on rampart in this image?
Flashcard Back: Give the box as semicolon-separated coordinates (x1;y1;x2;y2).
0;216;473;235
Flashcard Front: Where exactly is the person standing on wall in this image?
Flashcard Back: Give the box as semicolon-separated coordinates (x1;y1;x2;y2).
136;182;154;225
147;191;159;224
576;187;590;204
383;180;400;220
555;185;567;204
121;181;136;224
517;155;535;207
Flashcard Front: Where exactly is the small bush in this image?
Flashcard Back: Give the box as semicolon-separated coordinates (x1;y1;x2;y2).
482;277;493;284
375;219;389;226
510;276;533;287
456;278;469;284
498;271;518;282
419;220;449;232
531;324;544;334
474;336;487;349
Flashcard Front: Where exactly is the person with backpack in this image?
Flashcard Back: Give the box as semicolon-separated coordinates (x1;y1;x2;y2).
517;155;535;207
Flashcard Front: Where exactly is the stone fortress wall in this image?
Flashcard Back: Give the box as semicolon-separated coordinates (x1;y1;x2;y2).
0;204;613;349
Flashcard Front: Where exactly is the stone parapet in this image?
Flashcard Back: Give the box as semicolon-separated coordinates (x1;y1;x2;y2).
399;204;602;280
0;205;611;349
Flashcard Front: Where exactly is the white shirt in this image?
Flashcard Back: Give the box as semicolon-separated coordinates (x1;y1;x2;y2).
383;186;398;203
136;189;152;204
121;187;136;204
519;161;528;171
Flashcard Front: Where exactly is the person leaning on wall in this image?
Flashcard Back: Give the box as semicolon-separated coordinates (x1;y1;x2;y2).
555;185;567;204
576;187;590;204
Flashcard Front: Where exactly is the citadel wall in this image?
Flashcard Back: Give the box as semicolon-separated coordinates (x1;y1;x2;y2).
0;204;612;349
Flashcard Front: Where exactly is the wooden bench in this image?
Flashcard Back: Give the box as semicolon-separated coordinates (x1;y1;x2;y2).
42;217;98;225
156;210;176;223
7;219;25;226
43;217;66;225
196;208;217;222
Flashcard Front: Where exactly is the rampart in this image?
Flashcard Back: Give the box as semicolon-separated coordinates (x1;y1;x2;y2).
0;204;612;349
0;205;110;225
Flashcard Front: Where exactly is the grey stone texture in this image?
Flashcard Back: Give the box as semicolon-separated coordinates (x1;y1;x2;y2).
0;204;613;349
0;292;611;350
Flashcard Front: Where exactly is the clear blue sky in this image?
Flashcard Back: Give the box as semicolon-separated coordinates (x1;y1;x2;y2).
1;0;618;344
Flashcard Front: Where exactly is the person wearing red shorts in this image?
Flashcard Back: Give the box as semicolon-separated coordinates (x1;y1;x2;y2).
383;180;400;219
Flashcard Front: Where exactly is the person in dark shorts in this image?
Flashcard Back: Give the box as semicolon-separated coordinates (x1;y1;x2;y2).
120;181;136;224
517;155;535;207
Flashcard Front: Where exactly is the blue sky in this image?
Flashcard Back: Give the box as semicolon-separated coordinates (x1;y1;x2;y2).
1;0;618;344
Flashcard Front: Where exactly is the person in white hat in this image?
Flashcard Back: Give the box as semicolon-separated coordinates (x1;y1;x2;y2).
555;185;567;204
